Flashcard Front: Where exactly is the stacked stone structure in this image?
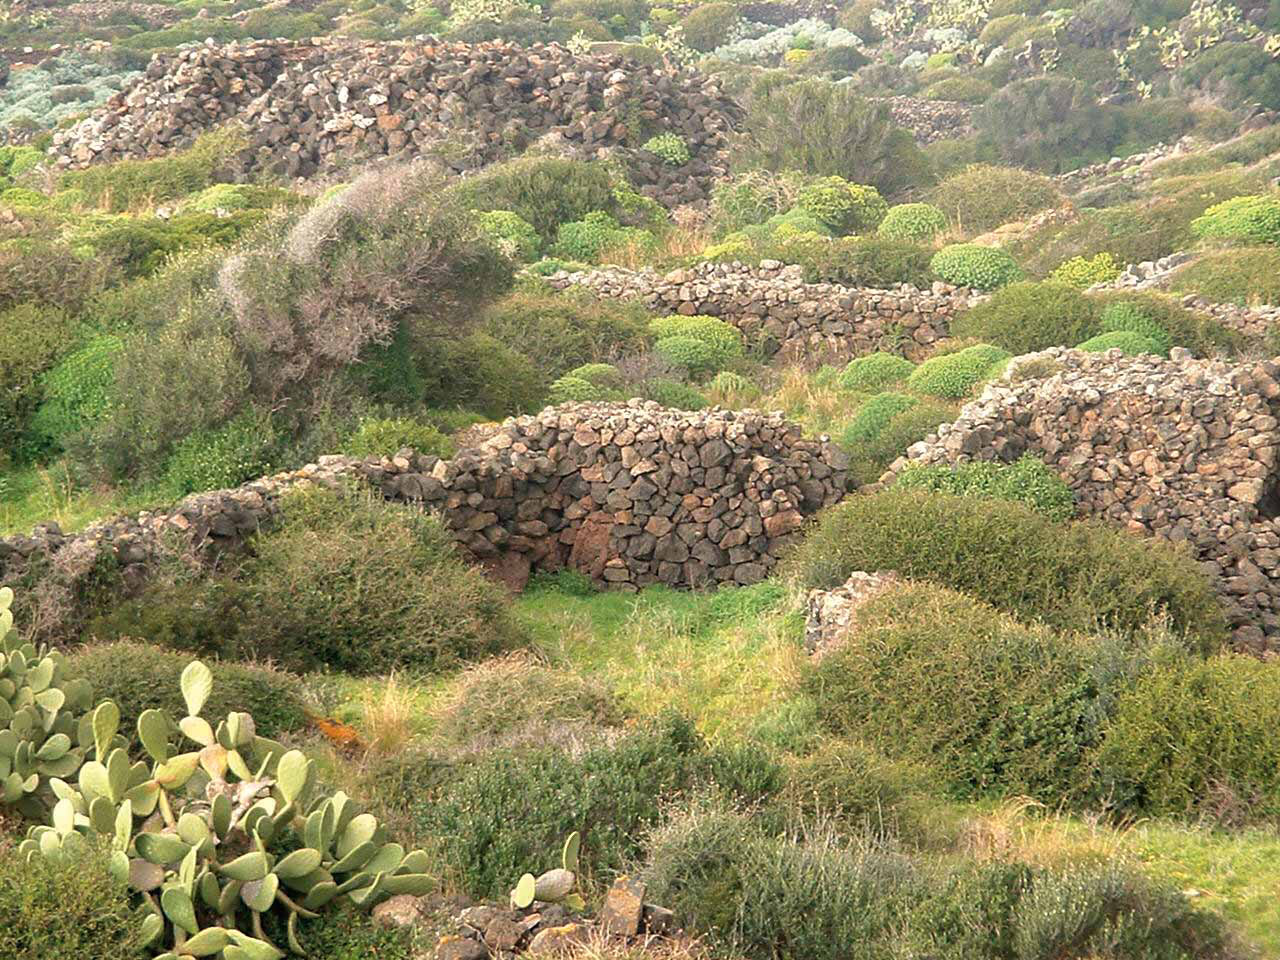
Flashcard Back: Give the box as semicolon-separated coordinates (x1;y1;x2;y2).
549;262;983;363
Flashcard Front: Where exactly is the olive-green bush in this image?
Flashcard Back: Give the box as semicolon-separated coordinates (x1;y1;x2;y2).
930;164;1060;234
845;399;957;487
838;353;915;392
477;209;542;261
785;489;1227;645
929;244;1021;291
643;378;708;410
906;344;1010;398
1168;248;1280;306
839;392;917;448
240;485;521;674
342;416;455;459
893;455;1074;521
1078;330;1163;356
950;281;1099;354
778;741;933;838
795;177;887;234
649;315;744;369
1191;194;1280;247
449;155;618;242
1096;303;1171;357
1095;650;1280;822
877;203;947;243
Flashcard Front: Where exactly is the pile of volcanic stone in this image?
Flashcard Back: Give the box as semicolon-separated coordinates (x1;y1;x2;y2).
548;261;983;363
50;36;742;202
883;347;1280;652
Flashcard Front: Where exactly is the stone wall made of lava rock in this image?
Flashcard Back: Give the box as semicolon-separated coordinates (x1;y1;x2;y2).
881;347;1280;652
49;37;743;204
874;95;974;145
0;402;848;598
548;261;984;363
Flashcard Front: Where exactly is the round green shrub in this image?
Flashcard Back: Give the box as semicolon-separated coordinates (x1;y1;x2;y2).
893;455;1075;521
649;315;744;367
66;641;308;743
1168;247;1280;306
565;362;624;388
342;416;456;459
1095;650;1280;822
784;489;1228;645
240;485;521;674
805;582;1130;801
846;399;957;487
795;177;887;234
680;1;740;52
755;207;833;240
642;132;692;167
950;281;1099;354
477;209;542;262
655;335;720;376
1097;302;1172;356
923;75;995;104
840;392;917;447
778;740;933;837
480;288;651;376
551;210;644;262
1077;330;1163;356
930;164;1061;234
183;183;291;214
163;407;276;495
838;352;916;391
28;334;122;450
1191;194;1280;247
1047;252;1121;289
906;344;1011;398
930;244;1022;290
0;186;46;208
877;203;947;243
549;374;621;404
644;378;707;410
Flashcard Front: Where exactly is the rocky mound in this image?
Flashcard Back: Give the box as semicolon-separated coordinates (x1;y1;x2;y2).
884;347;1280;651
50;37;742;201
2;401;848;599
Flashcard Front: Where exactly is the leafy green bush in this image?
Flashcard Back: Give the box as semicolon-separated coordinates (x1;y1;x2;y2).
644;378;708;410
163;406;276;495
183;182;293;214
451;155;618;242
548;374;621;404
415;713;781;897
566;363;624;389
649;315;744;368
806;582;1131;800
241;485;520;674
752;207;832;240
0;838;144;959
877;203;947;242
929;244;1021;290
342;416;455;459
65;640;308;742
778;741;933;837
923;74;994;103
27;335;122;452
1192;194;1280;247
975;77;1127;173
950;281;1099;354
551;211;646;262
906;344;1011;398
680;1;740;51
795;177;887;234
846;400;956;487
838;353;915;392
0;301;74;445
1093;291;1239;358
930;164;1060;234
1047;252;1121;289
893;456;1074;521
477;209;541;261
479;287;651;377
1095;650;1280;822
416;331;547;419
840;392;916;447
785;489;1227;644
642;132;691;167
655;336;720;376
723;234;937;288
1078;330;1163;356
1168;248;1280;306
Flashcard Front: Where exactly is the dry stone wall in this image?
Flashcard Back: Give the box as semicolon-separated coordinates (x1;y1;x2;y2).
882;347;1280;652
0;402;847;599
548;262;983;363
873;95;974;145
50;37;742;203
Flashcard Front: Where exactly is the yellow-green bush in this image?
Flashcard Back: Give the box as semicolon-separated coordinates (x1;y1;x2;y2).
906;344;1010;398
929;244;1021;291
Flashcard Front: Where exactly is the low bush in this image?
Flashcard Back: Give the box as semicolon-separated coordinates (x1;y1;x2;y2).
416;331;548;418
644;378;708;410
552;211;648;262
837;352;915;392
0;838;143;959
1095;650;1280;822
795;177;887;234
839;392;916;447
929;244;1021;291
415;712;781;898
893;455;1075;521
240;485;521;674
930;164;1060;234
1168;248;1280;306
548;374;620;404
806;582;1133;801
845;399;956;487
923;75;994;103
1047;251;1121;289
706;370;759;403
655;335;721;376
27;334;122;453
680;2;740;52
1078;329;1163;356
877;202;947;243
784;489;1228;644
477;209;541;261
451;156;618;242
642;132;692;167
65;640;308;742
906;344;1010;398
1191;194;1280;247
950;281;1099;354
750;234;937;288
649;315;744;368
162;406;276;495
342;416;456;459
0;301;74;445
479;287;651;377
1094;292;1238;357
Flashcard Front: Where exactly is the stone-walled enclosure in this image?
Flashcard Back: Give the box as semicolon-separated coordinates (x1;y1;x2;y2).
549;262;983;363
0;402;848;598
884;348;1280;652
51;37;742;203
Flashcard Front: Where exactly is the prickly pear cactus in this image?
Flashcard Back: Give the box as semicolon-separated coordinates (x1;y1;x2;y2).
0;585;95;817
23;659;435;958
510;830;586;912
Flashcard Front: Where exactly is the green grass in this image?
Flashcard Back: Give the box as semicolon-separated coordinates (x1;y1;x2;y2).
0;463;175;535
